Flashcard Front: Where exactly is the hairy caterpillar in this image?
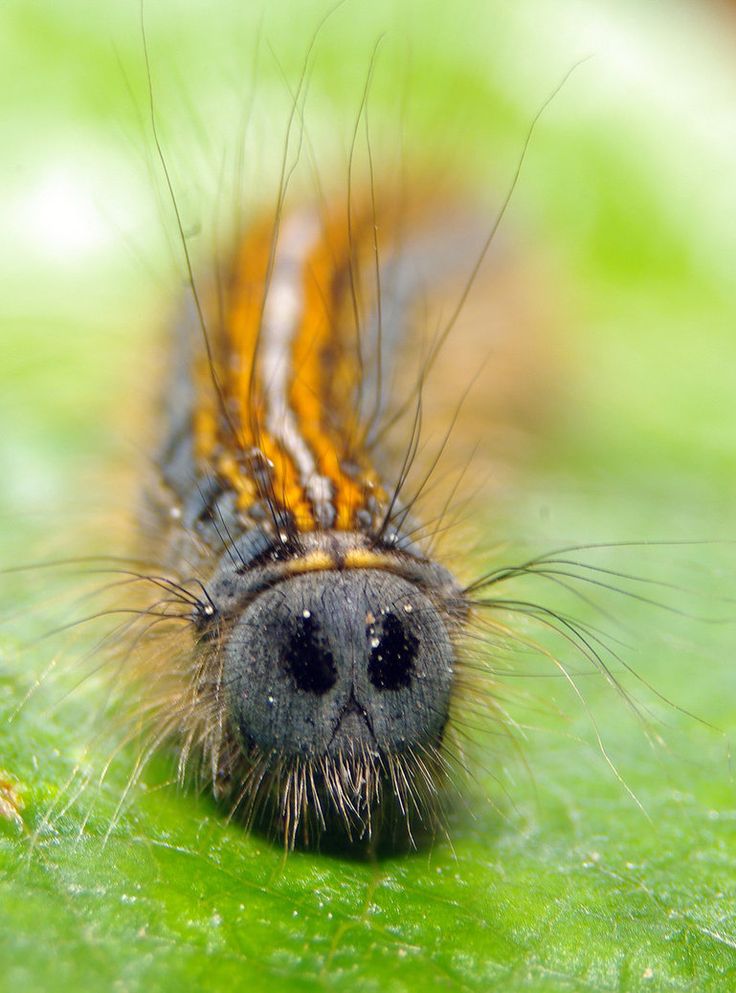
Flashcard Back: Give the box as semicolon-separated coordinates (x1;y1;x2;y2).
9;44;549;852
118;91;526;846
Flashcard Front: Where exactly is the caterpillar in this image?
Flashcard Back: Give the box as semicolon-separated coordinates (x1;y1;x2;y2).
143;211;452;841
130;151;513;846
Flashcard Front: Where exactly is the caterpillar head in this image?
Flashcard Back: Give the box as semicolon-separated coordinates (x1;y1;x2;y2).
200;529;465;847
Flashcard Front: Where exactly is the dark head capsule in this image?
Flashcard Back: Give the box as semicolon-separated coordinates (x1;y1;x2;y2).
195;530;464;845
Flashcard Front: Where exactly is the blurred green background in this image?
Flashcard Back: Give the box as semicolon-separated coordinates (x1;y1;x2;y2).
1;1;736;991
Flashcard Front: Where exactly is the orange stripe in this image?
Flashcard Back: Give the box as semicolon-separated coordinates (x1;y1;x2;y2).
193;202;392;532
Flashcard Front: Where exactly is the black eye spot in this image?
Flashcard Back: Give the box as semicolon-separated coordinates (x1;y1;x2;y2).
367;611;418;691
284;612;337;695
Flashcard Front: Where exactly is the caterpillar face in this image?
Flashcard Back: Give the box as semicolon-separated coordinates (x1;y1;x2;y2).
187;528;464;843
207;531;460;760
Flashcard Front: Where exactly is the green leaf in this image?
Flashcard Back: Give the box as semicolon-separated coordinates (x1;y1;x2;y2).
1;2;736;991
